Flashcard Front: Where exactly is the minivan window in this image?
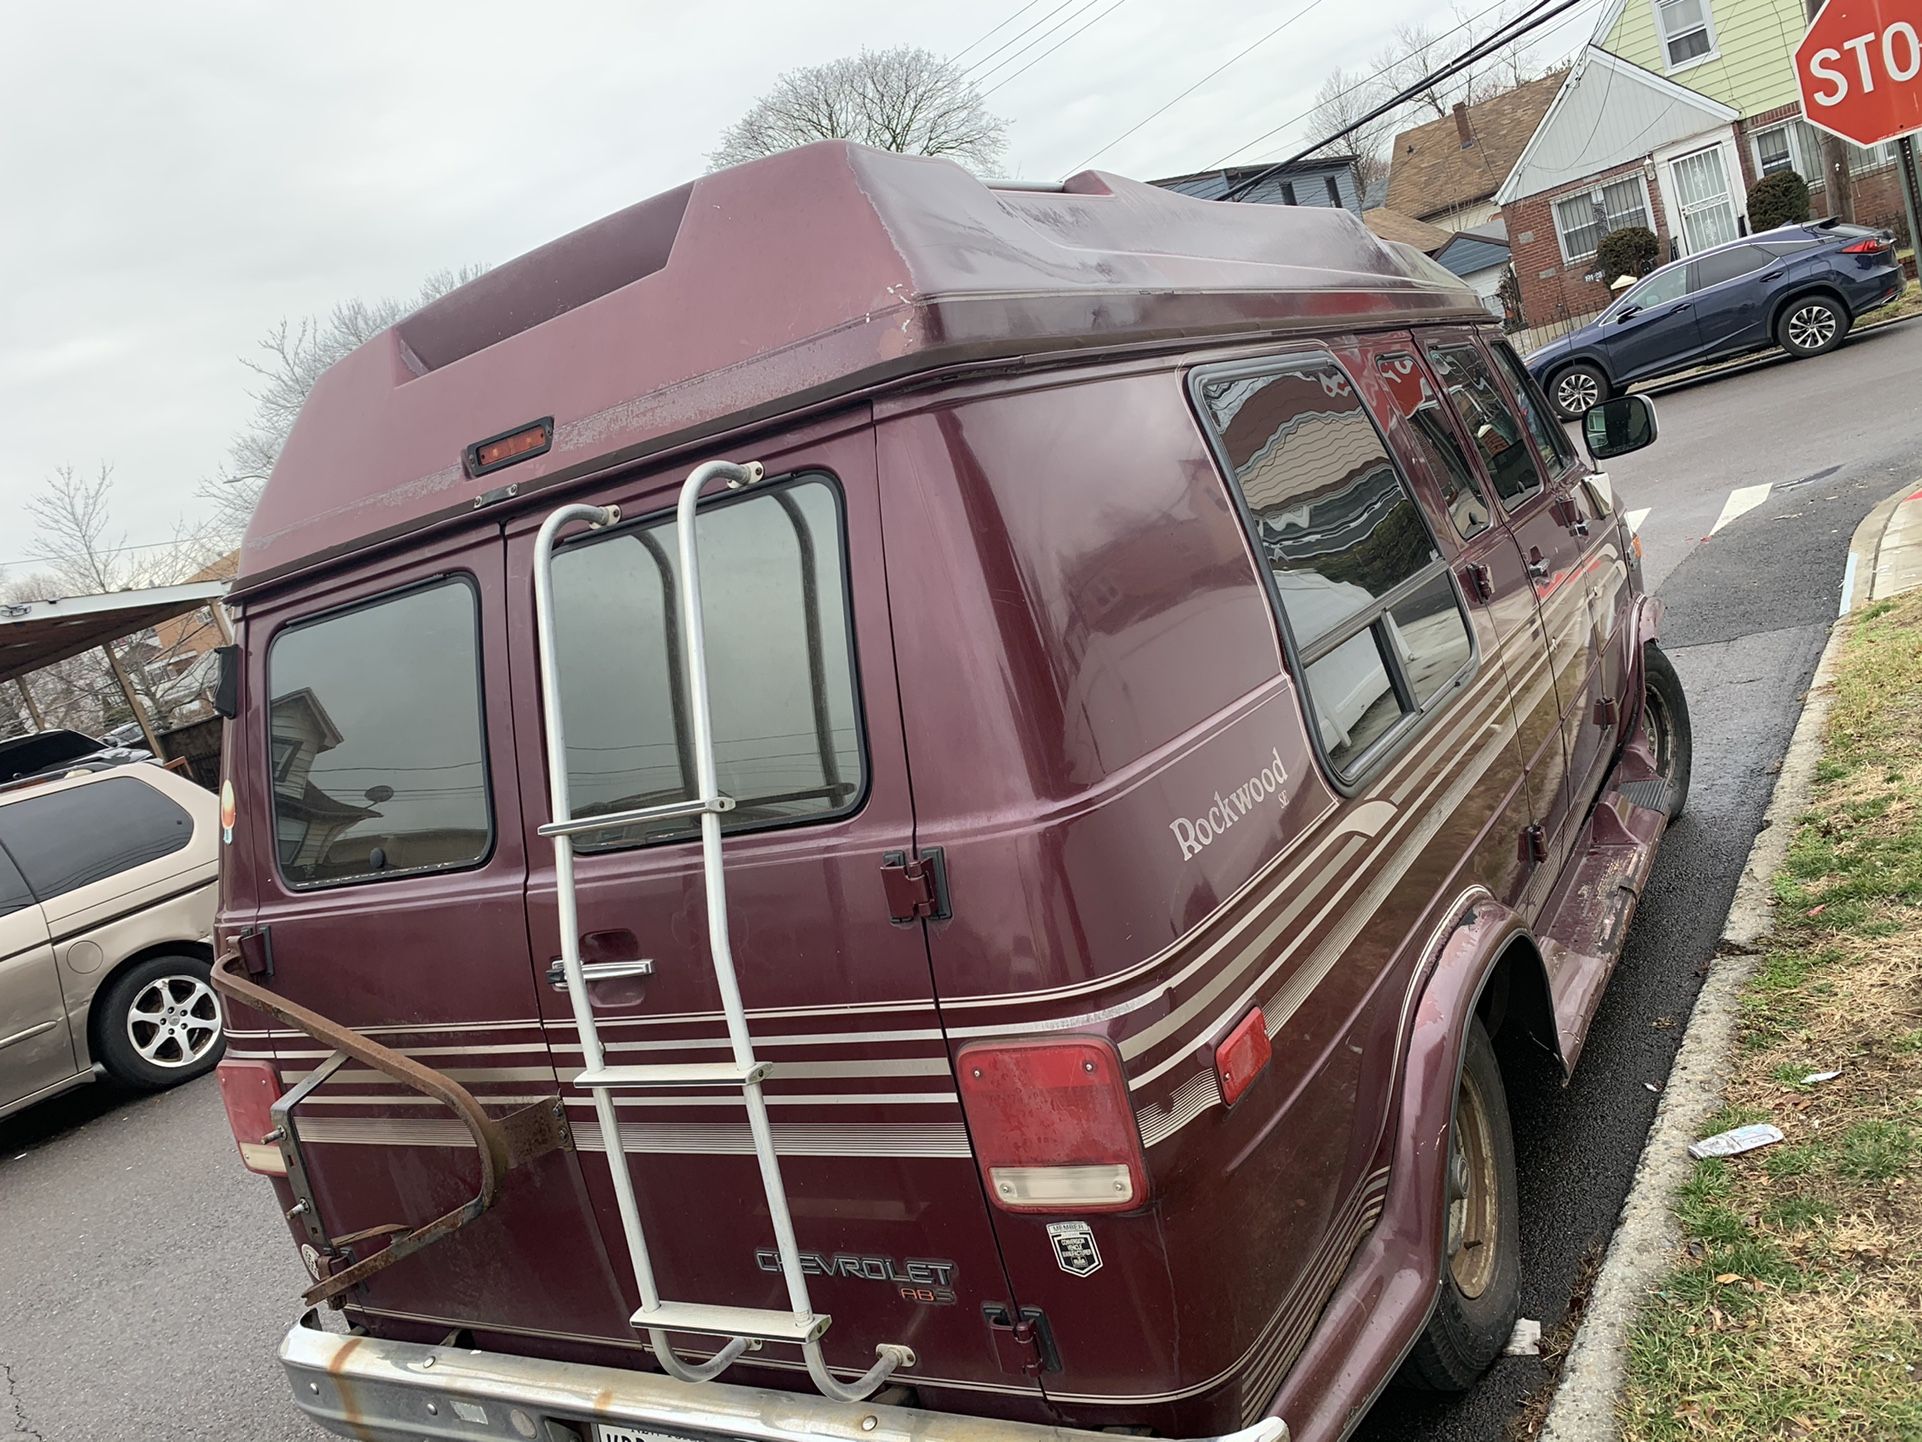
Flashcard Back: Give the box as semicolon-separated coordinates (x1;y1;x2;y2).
0;778;194;902
1427;343;1545;505
1692;244;1770;290
1198;358;1473;778
267;578;491;887
0;839;33;917
550;474;863;850
1374;352;1491;539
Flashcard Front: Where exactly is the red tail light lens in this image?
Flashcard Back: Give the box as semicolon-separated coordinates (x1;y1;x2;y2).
1842;237;1888;253
956;1037;1147;1213
1214;1007;1272;1106
216;1058;287;1175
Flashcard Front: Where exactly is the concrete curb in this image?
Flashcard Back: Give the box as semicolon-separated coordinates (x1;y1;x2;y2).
1535;491;1897;1441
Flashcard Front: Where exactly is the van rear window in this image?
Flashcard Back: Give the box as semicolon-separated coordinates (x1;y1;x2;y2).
266;578;491;887
549;474;863;850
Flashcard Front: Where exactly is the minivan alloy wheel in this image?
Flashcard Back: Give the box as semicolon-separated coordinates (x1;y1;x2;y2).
1786;303;1838;352
126;973;223;1068
1553;369;1601;415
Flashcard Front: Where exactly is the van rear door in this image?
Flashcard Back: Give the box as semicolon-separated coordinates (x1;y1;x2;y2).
505;416;1038;1404
242;529;631;1341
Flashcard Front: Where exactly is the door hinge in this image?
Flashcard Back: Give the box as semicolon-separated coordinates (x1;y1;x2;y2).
982;1304;1061;1375
235;925;275;979
1522;824;1549;864
1594;694;1619;729
881;847;951;925
1465;562;1495;602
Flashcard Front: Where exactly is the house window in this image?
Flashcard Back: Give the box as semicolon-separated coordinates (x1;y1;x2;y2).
1751;120;1893;183
1653;0;1716;70
1551;175;1651;263
1280;180;1298;206
1324;174;1342;207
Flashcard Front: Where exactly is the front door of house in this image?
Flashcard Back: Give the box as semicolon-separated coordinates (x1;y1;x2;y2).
1670;146;1739;255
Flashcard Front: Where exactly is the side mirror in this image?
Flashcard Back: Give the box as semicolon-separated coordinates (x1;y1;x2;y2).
1583;394;1659;461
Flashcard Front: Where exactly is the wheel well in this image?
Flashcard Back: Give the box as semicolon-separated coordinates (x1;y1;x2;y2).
85;938;215;1057
1546;356;1611;392
1475;935;1564;1083
1771;285;1851;335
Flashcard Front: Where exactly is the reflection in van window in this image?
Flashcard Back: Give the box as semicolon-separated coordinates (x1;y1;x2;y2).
1490;340;1576;470
550;475;862;850
0;778;194;901
1374;353;1490;539
1427;344;1543;506
1200;358;1473;778
267;579;490;887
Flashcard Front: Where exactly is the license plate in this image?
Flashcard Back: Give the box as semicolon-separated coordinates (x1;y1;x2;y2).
596;1426;724;1442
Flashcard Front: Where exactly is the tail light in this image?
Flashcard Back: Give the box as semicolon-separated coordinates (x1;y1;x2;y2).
1842;237;1889;254
956;1037;1147;1213
216;1058;288;1175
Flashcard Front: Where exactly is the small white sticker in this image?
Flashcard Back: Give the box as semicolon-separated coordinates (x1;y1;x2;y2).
1047;1220;1102;1277
452;1400;489;1425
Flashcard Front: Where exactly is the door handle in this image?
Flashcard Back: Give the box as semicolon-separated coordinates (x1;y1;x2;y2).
1760;270;1782;281
1674;302;1691;312
1527;559;1550;581
547;957;656;991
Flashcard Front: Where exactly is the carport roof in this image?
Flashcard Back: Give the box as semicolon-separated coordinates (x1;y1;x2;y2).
0;581;227;683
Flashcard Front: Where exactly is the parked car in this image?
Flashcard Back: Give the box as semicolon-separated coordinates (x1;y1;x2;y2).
1527;219;1903;419
0;764;222;1118
210;142;1688;1442
0;727;154;786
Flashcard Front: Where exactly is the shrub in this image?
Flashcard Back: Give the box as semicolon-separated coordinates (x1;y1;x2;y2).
1748;169;1812;231
1596;225;1660;283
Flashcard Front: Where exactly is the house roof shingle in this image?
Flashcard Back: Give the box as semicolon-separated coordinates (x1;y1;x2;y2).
1361;208;1454;253
1383;71;1566;221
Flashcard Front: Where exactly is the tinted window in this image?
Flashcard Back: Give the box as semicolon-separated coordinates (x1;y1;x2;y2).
1199;358;1473;778
1375;353;1491;539
1490;340;1576;471
1623;266;1689;311
267;579;491;887
0;841;34;917
0;778;194;902
551;475;862;850
1427;344;1543;506
1693;245;1771;290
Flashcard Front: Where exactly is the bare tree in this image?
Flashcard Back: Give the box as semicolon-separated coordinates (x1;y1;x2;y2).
198;266;484;543
1305;69;1400;196
707;46;1008;174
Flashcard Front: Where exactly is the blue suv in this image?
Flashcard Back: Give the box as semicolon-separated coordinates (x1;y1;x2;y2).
1526;220;1902;419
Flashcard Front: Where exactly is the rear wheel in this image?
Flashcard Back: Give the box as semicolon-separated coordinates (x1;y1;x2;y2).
1405;1018;1521;1391
1643;642;1692;821
1777;295;1849;357
1548;362;1610;421
92;953;226;1091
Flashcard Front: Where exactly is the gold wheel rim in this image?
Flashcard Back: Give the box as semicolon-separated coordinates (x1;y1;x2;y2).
1446;1065;1500;1299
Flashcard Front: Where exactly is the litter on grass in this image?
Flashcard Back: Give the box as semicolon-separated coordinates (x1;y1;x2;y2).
1801;1070;1842;1085
1504;1317;1542;1356
1688;1123;1785;1160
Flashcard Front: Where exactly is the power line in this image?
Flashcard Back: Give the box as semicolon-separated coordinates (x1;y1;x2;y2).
981;0;1134;97
971;0;1112;89
961;0;1084;79
949;0;1049;66
1219;0;1584;201
0;534;209;572
1071;0;1334;172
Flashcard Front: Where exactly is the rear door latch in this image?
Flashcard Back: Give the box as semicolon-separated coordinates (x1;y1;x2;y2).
881;848;952;925
982;1304;1061;1375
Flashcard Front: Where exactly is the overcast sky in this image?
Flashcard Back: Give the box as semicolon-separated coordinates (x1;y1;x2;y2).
0;0;1605;578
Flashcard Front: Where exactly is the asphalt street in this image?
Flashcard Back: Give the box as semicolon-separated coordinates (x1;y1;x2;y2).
5;320;1922;1442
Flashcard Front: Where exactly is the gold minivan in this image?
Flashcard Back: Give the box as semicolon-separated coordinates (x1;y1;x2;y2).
0;763;222;1117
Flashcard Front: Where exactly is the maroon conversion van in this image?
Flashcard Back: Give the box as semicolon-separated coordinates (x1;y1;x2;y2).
209;142;1688;1442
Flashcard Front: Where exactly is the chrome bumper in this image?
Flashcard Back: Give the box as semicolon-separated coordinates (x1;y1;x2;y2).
281;1314;1289;1442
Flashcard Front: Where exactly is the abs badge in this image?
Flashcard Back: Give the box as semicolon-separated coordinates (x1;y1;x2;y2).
1047;1221;1102;1277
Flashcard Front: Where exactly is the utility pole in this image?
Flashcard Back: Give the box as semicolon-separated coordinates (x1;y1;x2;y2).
1806;0;1855;222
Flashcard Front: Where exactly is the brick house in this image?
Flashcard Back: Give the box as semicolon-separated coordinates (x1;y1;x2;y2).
1494;0;1911;331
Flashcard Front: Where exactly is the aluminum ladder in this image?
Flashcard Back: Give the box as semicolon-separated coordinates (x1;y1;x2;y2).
531;459;914;1400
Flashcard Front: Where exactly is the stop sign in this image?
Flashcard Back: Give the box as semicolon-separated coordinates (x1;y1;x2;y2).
1798;0;1922;147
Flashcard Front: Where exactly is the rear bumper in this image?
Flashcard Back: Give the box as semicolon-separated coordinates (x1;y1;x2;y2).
280;1314;1288;1442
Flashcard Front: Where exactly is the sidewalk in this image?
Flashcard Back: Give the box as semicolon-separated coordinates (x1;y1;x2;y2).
1540;485;1922;1442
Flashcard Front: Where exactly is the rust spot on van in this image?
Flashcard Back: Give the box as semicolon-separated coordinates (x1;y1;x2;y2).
325;1336;373;1441
592;1387;616;1415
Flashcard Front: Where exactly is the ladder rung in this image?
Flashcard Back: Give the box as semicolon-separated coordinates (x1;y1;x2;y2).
576;1062;772;1088
633;1300;828;1343
538;793;735;838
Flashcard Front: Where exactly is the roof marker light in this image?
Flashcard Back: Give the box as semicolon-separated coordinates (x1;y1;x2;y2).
464;418;553;478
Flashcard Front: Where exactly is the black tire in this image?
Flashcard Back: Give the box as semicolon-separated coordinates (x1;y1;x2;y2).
1404;1018;1521;1391
1776;293;1850;358
1643;642;1693;822
1547;362;1611;421
91;952;226;1091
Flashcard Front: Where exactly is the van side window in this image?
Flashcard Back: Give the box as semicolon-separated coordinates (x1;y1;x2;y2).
267;578;492;888
0;778;194;902
1426;343;1545;506
550;473;863;850
1374;353;1491;539
1489;339;1576;470
1197;358;1474;779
